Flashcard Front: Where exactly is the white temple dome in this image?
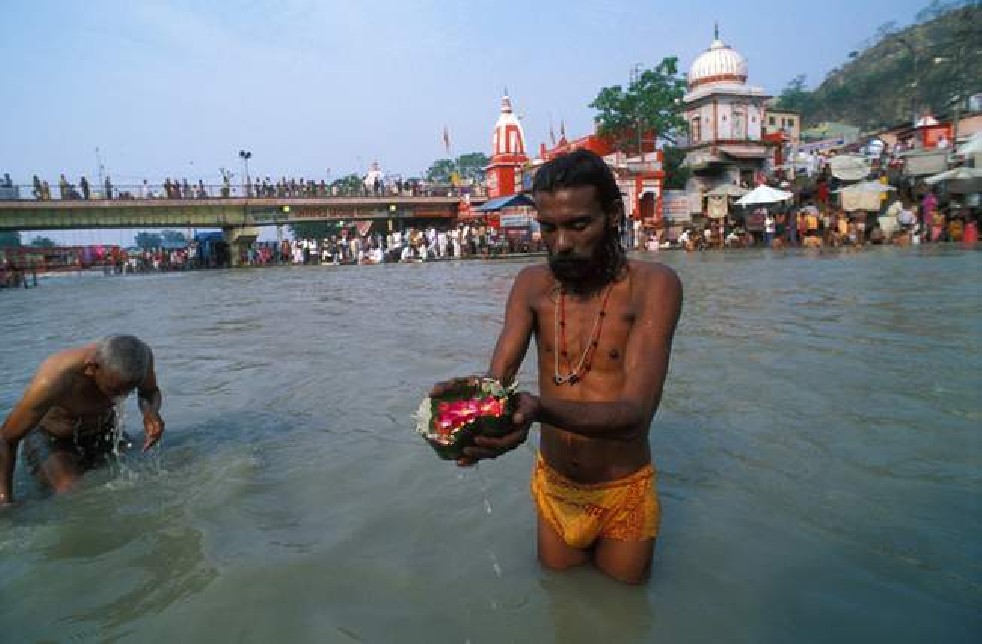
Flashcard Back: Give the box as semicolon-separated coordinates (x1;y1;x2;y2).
688;32;748;90
492;94;526;158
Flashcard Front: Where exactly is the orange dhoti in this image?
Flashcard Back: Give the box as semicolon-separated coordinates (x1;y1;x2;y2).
531;454;660;549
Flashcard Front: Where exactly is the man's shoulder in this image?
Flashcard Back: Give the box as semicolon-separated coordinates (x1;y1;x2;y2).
628;260;682;292
41;346;89;375
514;263;552;286
28;348;85;399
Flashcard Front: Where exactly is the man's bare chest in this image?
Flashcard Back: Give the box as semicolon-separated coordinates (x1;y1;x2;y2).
40;381;115;435
532;291;636;379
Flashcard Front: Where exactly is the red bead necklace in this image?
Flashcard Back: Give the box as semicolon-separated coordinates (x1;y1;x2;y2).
553;282;614;385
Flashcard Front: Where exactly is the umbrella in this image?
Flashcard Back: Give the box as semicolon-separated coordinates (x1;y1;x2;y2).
706;184;749;197
923;166;982;185
735;185;794;206
832;180;897;194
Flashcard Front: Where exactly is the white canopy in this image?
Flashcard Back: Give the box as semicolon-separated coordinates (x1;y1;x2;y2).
735;185;794;206
828;154;869;181
956;132;982;156
923;166;982;185
832;180;897;194
706;184;749;197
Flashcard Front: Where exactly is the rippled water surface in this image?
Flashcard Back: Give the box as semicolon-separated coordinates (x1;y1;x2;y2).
1;246;980;643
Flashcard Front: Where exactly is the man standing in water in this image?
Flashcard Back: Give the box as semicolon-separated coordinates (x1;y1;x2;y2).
0;335;164;504
434;150;683;583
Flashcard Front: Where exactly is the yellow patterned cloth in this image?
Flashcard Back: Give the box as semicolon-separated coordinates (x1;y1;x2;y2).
531;453;660;548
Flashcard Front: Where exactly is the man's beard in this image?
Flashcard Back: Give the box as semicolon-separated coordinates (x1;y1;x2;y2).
548;233;618;288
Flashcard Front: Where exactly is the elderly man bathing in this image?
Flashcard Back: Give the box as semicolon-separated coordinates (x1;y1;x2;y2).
1;335;164;504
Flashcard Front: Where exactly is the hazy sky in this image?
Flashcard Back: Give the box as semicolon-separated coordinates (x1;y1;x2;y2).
3;0;931;245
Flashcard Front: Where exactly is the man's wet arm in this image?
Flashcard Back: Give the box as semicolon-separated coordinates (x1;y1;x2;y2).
137;386;162;415
1;372;59;442
0;385;54;503
138;357;163;415
536;398;647;440
489;271;536;383
620;269;683;422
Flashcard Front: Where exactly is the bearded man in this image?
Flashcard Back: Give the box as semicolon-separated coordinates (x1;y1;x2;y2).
432;149;683;583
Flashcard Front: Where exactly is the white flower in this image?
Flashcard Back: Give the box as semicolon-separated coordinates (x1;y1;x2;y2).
414;396;433;437
479;377;517;399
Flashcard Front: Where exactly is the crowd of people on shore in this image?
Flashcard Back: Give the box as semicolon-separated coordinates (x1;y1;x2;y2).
660;156;979;252
148;223;543;271
666;196;978;252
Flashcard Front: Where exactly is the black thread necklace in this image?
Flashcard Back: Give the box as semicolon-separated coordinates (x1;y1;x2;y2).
553;282;613;385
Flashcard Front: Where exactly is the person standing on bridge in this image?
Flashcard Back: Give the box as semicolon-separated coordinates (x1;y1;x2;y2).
0;335;164;504
428;149;683;584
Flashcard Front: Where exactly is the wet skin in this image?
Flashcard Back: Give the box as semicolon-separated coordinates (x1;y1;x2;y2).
432;185;683;582
0;344;164;502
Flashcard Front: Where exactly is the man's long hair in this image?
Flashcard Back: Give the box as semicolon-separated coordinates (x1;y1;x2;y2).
532;149;627;285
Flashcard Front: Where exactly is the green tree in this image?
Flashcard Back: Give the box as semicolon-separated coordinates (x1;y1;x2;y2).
661;146;690;190
915;0;966;22
590;56;688;151
426;153;490;184
134;232;163;249
160;229;187;245
29;236;57;247
331;173;363;195
774;74;813;114
0;231;20;247
425;158;456;183
455;152;490;182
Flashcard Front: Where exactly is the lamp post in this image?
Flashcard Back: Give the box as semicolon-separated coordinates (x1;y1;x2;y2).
630;63;644;160
238;150;252;197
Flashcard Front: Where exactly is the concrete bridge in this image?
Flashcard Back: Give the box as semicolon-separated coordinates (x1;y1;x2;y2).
0;195;469;231
0;195;476;262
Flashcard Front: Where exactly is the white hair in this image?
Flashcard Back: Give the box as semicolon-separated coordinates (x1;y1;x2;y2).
94;335;150;384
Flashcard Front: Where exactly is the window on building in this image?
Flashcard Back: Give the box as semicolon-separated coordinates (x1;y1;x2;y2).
733;108;745;140
691;117;701;142
769;116;776;126
788;117;795;127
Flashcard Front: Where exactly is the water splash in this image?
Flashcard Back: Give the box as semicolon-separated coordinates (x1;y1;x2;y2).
489;551;502;578
475;464;492;515
111;397;128;461
473;464;505;584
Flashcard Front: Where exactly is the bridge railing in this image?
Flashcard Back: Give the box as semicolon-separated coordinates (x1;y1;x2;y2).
0;181;487;202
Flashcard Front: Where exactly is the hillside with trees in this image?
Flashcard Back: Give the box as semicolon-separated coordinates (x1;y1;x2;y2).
774;0;981;131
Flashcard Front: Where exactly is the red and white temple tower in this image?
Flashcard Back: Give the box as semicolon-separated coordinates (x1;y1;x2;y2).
486;94;528;198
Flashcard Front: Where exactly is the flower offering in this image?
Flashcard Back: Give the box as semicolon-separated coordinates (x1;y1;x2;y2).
415;376;517;460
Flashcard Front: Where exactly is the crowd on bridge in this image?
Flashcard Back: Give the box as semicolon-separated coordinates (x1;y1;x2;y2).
5;172;485;202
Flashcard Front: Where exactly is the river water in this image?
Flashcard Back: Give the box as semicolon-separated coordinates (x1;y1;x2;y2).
1;246;979;643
